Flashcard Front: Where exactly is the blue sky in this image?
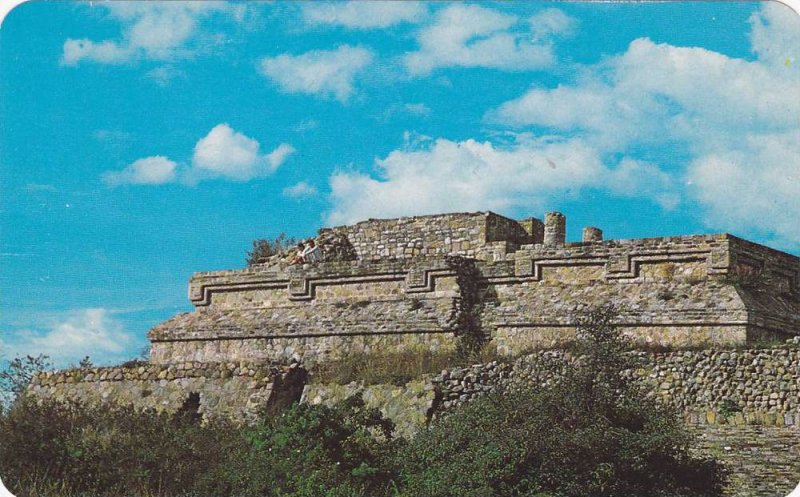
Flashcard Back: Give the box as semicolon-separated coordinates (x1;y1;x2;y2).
1;1;798;367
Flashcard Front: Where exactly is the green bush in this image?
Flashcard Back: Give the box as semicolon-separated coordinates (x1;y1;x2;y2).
0;398;239;497
0;307;726;497
0;354;52;405
311;346;500;386
246;233;297;267
394;306;727;497
197;395;399;497
0;395;398;497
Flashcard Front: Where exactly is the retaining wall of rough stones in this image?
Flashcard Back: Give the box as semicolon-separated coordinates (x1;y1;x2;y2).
695;424;800;497
308;347;800;496
29;347;800;496
28;362;306;423
301;380;437;438
433;348;800;424
428;348;800;495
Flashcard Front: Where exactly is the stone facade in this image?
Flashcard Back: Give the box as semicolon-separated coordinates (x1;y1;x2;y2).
147;211;800;365
29;361;306;423
432;348;800;424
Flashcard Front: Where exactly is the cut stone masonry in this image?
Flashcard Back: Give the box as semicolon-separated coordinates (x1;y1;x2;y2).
148;211;800;365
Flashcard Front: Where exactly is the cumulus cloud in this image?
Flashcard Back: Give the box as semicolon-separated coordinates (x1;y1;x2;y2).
687;132;800;247
302;1;427;29
404;4;574;76
260;45;373;102
102;156;177;187
326;134;682;225
488;3;800;245
529;8;578;41
283;181;318;198
1;309;138;366
491;38;799;152
61;2;240;66
189;124;295;182
749;1;800;70
101;124;294;186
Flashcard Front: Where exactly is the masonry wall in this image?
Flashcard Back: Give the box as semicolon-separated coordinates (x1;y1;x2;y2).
431;348;800;497
28;362;306;423
295;347;800;497
30;347;800;496
151;257;461;365
150;231;800;365
329;211;532;260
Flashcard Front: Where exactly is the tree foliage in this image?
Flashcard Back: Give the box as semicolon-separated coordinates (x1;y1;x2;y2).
246;233;297;267
0;354;52;403
0;307;727;497
396;305;727;497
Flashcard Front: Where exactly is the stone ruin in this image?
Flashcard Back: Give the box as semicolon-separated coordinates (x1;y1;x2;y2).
27;210;800;496
148;210;800;365
28;211;800;409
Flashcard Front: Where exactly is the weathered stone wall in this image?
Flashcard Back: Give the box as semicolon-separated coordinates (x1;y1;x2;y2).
151;332;457;366
433;348;800;423
28;362;306;423
153;225;800;365
301;381;437;438
694;424;800;497
330;211;532;260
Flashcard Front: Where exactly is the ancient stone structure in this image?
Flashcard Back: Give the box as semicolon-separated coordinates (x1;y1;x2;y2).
27;210;800;496
29;361;306;422
146;211;800;365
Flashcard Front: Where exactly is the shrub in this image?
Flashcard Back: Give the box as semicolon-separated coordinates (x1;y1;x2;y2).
0;395;398;497
0;398;240;497
200;395;398;497
394;305;726;497
311;346;500;386
246;233;297;267
0;354;52;406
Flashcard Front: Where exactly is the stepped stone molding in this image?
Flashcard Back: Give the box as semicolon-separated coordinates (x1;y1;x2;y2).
150;211;800;364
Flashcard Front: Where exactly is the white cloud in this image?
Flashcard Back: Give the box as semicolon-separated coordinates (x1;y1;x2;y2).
283;181;318;198
267;143;297;169
302;1;427;29
62;38;130;65
687;131;800;247
102;156;177;187
404;4;573;76
260;45;373;102
1;309;138;367
145;65;183;86
61;2;238;66
192;123;294;181
404;103;431;117
749;1;800;70
529;8;578;41
193;124;260;177
491;38;799;152
325;134;682;225
606;158;679;210
101;124;294;186
489;3;800;245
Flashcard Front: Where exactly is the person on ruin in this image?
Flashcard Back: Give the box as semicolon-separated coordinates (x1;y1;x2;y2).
290;241;306;265
302;239;322;264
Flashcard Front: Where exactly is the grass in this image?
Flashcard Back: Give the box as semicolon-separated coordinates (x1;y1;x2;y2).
310;346;502;386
